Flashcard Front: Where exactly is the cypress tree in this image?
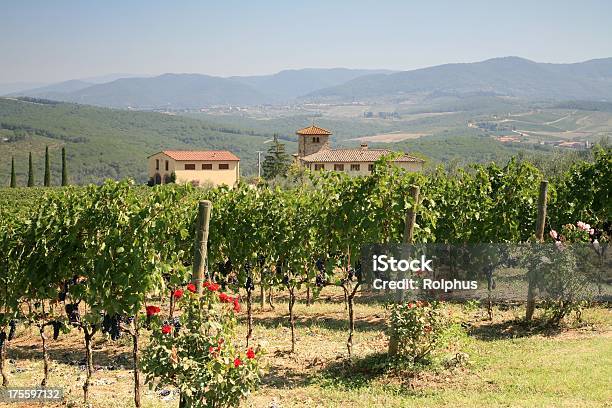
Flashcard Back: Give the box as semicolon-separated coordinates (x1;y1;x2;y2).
44;146;51;187
10;156;16;188
61;147;68;186
262;134;291;180
27;152;34;187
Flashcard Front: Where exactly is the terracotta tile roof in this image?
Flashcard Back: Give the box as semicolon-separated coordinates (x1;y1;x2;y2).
296;125;333;135
156;150;240;161
300;148;423;163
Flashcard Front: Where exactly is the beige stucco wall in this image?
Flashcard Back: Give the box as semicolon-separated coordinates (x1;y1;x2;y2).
148;152;239;186
304;160;422;175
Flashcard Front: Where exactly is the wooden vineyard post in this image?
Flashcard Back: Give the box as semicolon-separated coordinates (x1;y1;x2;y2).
388;185;420;357
526;181;548;321
192;201;212;294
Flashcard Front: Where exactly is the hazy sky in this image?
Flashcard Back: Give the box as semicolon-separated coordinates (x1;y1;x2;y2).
2;0;611;83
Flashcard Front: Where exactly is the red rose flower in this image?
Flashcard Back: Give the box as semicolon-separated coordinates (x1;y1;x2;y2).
233;299;241;312
219;292;231;303
209;346;215;354
204;281;220;291
218;338;224;345
234;357;242;368
146;305;161;317
161;324;172;335
187;283;197;293
408;302;414;308
173;289;184;299
246;348;255;359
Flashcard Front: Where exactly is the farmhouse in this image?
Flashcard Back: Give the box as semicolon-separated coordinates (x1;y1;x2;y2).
294;125;424;173
147;150;240;186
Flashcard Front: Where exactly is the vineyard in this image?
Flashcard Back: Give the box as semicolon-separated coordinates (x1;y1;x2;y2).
0;149;610;407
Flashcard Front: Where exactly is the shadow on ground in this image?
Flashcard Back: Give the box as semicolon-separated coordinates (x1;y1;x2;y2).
7;342;133;369
261;364;313;389
468;318;563;341
316;352;398;390
250;314;386;333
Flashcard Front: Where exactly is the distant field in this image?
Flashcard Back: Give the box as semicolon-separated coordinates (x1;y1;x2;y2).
351;132;429;143
492;109;612;142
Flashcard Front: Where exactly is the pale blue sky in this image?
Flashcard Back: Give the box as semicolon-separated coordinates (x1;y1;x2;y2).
2;0;611;82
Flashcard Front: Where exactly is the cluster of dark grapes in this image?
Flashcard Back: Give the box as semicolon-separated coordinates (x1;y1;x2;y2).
163;317;181;335
58;275;80;302
102;314;122;340
218;258;237;288
8;319;17;341
0;320;16;347
346;261;362;282
275;261;290;286
65;303;81;325
245;275;255;291
51;321;63;340
315;258;327;287
223;259;233;275
244;261;255;291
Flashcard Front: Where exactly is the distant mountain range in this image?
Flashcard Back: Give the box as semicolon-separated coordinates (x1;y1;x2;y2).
5;57;612;108
306;57;612;102
229;68;393;101
0;73;146;96
8;68;390;108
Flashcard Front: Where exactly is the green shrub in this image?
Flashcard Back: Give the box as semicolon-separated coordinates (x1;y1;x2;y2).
388;300;448;364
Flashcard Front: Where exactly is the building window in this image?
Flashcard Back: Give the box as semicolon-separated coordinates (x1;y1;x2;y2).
312;136;320;143
202;163;212;170
218;163;229;170
350;164;360;171
368;164;374;172
165;160;169;171
184;164;196;170
155;159;159;170
314;163;324;171
334;164;344;171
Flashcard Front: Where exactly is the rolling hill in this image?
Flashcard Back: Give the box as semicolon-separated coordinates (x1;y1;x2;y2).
9;69;391;109
229;68;393;101
12;79;95;97
0;97;293;185
305;57;612;102
38;74;270;109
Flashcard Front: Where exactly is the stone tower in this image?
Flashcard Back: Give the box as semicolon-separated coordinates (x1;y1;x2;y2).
296;125;332;157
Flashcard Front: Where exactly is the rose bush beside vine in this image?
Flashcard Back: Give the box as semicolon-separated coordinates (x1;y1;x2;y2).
142;282;263;408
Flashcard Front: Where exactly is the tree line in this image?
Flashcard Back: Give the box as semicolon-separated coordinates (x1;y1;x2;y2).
9;146;69;187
